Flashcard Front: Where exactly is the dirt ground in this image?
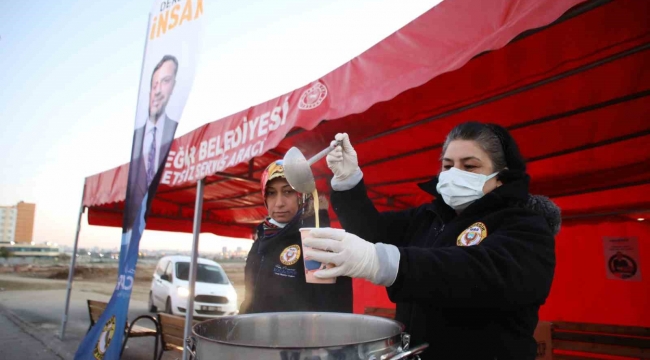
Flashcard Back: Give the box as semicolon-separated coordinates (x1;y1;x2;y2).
0;261;246;307
0;278;68;291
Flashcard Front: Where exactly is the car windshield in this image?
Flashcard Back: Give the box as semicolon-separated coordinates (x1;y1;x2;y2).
175;262;229;284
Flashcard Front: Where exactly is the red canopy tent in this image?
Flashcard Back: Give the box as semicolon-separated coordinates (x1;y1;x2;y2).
81;0;650;328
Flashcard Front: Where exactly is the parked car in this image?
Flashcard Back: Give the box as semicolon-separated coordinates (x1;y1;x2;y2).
149;255;238;318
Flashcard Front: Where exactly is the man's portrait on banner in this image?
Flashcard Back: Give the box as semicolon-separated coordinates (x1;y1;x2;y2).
124;55;180;230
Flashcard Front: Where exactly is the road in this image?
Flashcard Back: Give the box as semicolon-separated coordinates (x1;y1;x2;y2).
0;275;176;360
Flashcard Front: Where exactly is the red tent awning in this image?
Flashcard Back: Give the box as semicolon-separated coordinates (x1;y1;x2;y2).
84;0;650;238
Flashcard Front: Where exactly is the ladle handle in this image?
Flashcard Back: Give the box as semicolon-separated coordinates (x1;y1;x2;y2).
307;141;340;166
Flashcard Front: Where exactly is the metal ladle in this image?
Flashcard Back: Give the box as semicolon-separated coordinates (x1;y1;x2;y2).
283;141;340;194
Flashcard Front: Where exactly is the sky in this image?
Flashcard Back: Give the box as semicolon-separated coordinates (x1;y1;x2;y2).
0;0;441;253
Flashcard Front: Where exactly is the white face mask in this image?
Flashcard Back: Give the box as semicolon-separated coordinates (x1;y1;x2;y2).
436;167;498;211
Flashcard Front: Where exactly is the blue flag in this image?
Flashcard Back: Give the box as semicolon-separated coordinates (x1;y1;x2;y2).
75;195;148;359
75;1;204;358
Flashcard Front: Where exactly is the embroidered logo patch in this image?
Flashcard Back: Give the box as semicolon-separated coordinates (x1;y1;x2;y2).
273;265;298;278
280;245;301;265
457;222;488;246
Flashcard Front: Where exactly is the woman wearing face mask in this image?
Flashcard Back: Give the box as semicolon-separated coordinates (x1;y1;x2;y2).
239;160;353;315
303;122;559;360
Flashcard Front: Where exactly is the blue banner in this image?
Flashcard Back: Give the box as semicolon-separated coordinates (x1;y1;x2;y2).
75;195;148;359
75;1;204;358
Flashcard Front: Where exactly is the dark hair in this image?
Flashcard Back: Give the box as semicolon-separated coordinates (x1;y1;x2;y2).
150;55;178;88
442;122;526;178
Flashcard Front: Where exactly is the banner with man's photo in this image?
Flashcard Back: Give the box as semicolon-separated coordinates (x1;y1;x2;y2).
75;1;204;359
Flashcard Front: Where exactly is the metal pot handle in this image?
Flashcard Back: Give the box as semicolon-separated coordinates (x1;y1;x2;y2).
380;333;428;360
185;337;197;360
383;343;429;360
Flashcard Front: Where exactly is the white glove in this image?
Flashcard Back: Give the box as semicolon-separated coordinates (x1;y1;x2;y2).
302;228;400;286
327;133;363;191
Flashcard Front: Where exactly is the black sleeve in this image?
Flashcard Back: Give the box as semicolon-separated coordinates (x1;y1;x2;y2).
387;209;556;309
330;180;416;246
238;241;259;314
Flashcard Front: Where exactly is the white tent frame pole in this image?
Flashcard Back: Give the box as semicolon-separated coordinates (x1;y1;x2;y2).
59;182;86;339
183;178;205;360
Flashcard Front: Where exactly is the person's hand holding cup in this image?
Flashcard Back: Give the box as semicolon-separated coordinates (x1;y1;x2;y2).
300;227;344;284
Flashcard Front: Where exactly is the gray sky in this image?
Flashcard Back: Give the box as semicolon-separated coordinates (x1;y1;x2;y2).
0;0;440;252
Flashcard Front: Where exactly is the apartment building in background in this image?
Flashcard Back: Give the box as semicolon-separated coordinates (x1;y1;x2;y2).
0;201;36;244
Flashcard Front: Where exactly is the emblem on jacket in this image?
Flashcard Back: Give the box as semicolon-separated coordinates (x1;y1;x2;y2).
280;245;301;265
457;222;488;246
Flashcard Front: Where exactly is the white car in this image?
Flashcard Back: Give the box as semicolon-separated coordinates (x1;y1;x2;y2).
149;255;239;318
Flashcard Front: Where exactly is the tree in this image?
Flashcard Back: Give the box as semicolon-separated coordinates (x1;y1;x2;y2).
0;247;13;259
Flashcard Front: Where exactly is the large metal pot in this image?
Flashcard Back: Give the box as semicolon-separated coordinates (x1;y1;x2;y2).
187;312;428;360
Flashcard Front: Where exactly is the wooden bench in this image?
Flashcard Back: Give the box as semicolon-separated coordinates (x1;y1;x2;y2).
157;313;199;360
87;299;159;360
552;321;650;359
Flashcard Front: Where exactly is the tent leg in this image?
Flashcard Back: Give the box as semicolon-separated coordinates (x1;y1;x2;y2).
59;184;86;339
183;179;204;360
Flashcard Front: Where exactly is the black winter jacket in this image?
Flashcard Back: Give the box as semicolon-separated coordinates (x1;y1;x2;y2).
331;176;558;360
239;209;353;314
